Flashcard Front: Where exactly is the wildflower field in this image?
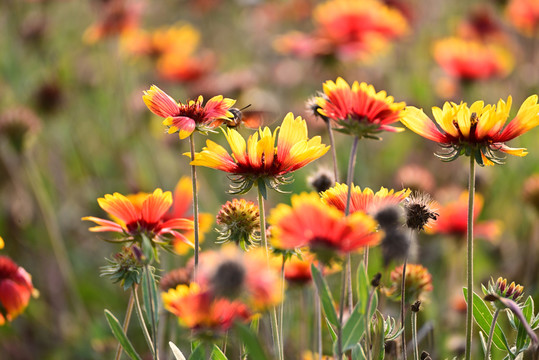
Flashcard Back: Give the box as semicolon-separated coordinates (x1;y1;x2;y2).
2;0;539;359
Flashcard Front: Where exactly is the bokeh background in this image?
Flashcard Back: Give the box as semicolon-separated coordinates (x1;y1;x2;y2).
1;0;538;358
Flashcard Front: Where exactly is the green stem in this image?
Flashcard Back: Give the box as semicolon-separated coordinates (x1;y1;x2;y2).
345;136;360;314
189;134;200;280
145;266;159;360
365;289;376;360
401;257;408;360
114;290;136;360
337;256;349;360
315;264;323;360
465;155;476;360
412;311;419;360
257;189;282;360
133;285;155;356
280;255;286;359
485;309;500;360
326;121;339;182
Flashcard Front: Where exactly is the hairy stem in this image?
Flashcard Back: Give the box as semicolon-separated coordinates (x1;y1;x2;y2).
465;155;476;360
401;257;408;360
114;288;136;360
133;285;155;356
345;136;360;314
485;309;500;360
189;134;200;280
412;311;419;360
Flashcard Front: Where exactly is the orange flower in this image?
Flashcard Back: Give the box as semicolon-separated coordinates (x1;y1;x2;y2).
506;0;539;37
321;183;410;215
143;85;236;139
270;193;380;261
316;78;406;138
162;283;250;333
283;252;338;285
427;191;501;243
401;95;539;165
162;177;213;255
82;188;194;246
0;256;36;325
385;263;433;303
433;37;514;80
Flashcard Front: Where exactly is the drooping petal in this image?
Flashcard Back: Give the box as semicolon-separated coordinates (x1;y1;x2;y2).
81;216;125;232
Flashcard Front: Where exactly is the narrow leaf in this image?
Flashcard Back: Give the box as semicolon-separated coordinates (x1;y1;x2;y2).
371;310;386;360
312;264;339;327
211;345;228;360
235;323;269;360
104;310;143;360
325;317;337;342
463;288;511;352
169;341;187;360
356;262;369;311
142;266;159;332
339;302;366;352
351;343;367;360
188;343;206;360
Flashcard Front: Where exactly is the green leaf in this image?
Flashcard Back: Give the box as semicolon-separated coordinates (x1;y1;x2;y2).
356;262;369;310
169;341;187;360
235;322;269;360
339;303;366;352
142;266;159;336
311;264;339;327
463;288;511;352
351;343;367;360
516;296;534;350
211;345;228;360
257;178;267;200
141;233;154;263
104;310;143;360
325;317;337;342
188;343;206;360
479;331;488;356
371;310;386;360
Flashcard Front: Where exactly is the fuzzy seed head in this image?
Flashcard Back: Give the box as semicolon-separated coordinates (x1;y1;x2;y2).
404;192;438;231
308;167;336;193
210;259;246;299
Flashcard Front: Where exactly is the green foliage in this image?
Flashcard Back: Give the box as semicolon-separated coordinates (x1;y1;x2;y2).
104;310;143;360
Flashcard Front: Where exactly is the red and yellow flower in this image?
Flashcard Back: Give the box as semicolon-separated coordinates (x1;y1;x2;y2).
426;191;501;243
316;78;406;138
82;188;194;246
0;255;37;325
506;0;539;37
401;95;539;165
143;85;235;139
162;282;250;334
83;0;142;44
269;193;380;262
190;112;329;193
321;183;410;215
433;37;514;81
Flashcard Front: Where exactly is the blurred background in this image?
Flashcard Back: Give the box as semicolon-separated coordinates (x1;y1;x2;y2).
1;0;538;358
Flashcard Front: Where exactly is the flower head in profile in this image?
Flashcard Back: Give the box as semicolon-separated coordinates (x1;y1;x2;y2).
401;95;539;165
384;263;433;303
427;191;501;243
433;37;514;81
321;183;411;215
486;277;524;304
0;255;37;325
190;113;330;194
269;193;380;264
316;78;406;138
162;282;250;336
82;188;194;247
216;198;260;250
143;85;236;139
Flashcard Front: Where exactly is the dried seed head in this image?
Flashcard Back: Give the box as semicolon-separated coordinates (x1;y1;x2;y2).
371;273;382;288
403;192;438;231
421;351;432;360
308;167;335;193
374;205;403;230
216;199;260;250
305;93;329;123
380;228;411;266
411;300;421;312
